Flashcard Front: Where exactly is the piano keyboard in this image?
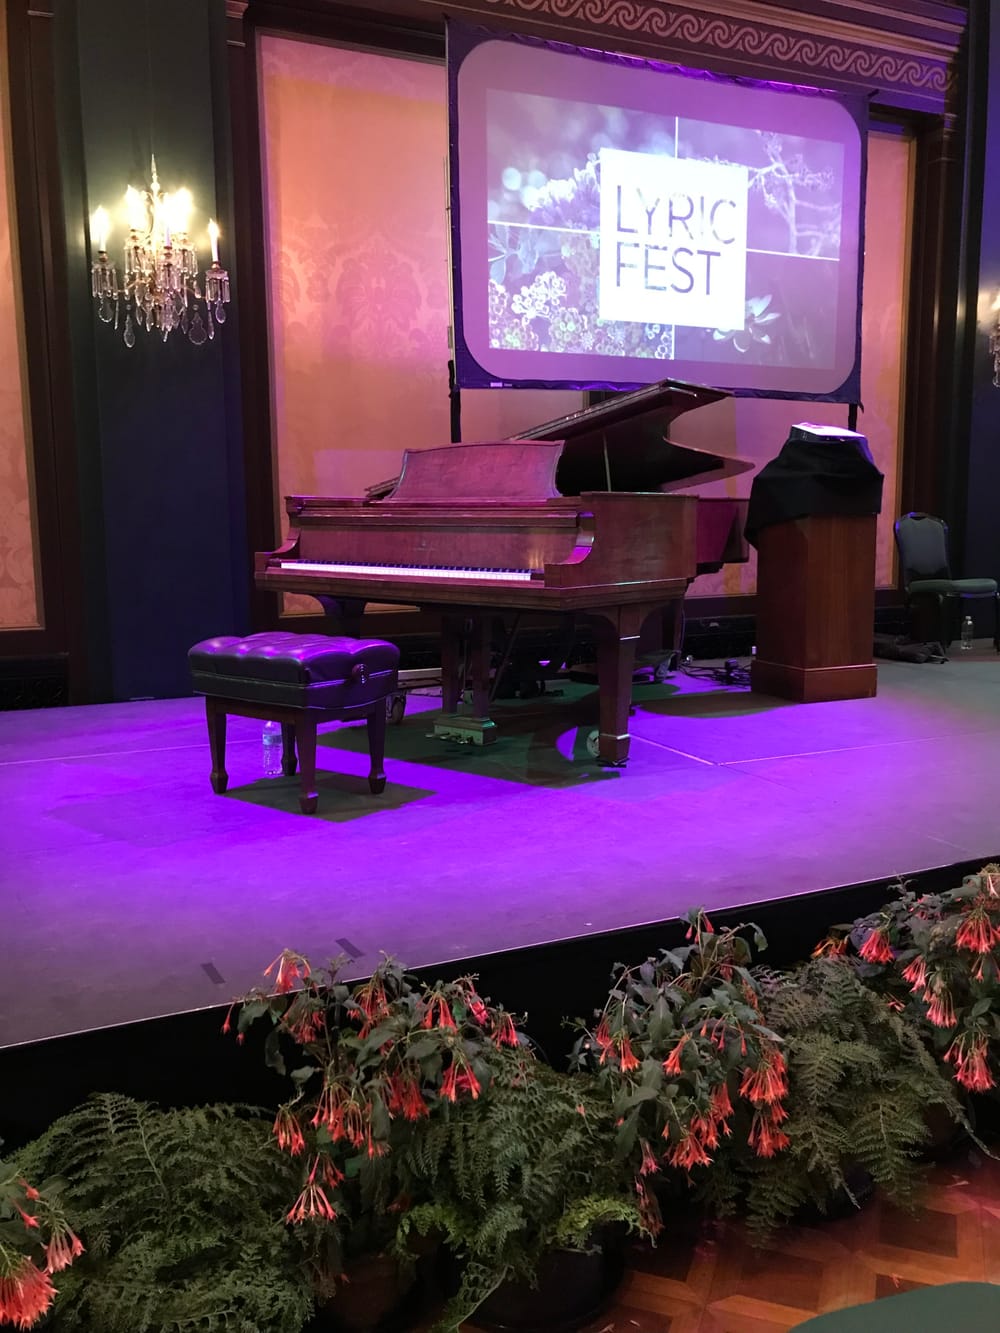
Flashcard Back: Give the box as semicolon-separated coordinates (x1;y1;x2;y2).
278;560;537;582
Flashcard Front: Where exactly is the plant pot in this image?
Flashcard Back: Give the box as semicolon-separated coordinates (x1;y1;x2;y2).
922;1100;976;1162
468;1234;624;1333
304;1254;420;1333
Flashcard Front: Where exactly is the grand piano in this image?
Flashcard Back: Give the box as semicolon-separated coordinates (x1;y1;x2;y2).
255;377;752;767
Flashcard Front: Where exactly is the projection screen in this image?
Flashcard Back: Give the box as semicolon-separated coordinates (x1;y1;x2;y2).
448;23;867;400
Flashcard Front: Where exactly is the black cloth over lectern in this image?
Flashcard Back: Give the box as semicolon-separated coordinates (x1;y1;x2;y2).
744;425;884;548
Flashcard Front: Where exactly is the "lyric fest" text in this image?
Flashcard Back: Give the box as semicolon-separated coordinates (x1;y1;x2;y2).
598;148;748;330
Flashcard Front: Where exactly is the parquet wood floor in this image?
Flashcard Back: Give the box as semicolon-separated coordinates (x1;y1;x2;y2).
464;1156;1000;1333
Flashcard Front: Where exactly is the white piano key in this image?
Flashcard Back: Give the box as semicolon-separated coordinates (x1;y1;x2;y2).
278;560;536;582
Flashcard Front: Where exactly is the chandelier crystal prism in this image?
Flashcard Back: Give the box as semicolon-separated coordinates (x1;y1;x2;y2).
90;156;230;347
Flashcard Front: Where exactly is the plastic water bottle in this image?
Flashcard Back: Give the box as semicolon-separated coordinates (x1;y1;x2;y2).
262;720;283;776
960;615;975;651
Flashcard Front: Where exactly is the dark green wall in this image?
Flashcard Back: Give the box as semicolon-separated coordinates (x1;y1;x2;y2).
963;0;1000;593
55;0;248;701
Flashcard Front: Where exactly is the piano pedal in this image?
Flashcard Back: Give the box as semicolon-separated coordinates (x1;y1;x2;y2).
386;693;407;725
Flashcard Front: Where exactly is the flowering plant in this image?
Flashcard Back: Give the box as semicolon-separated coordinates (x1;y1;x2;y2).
570;910;787;1233
820;864;1000;1094
0;1162;83;1329
232;951;523;1289
700;956;964;1238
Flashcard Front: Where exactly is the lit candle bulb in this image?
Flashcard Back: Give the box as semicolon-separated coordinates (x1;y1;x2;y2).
91;207;110;252
170;188;192;238
162;193;172;247
208;219;220;264
124;185;146;233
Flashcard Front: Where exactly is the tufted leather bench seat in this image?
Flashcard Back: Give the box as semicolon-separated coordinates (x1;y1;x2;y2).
189;632;400;813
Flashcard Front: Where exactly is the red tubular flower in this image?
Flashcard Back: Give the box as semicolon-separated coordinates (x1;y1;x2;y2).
858;927;894;964
662;1034;689;1075
354;976;389;1023
688;1113;720;1152
320;1156;344;1188
638;1138;659;1176
945;1033;995;1091
594;1016;613;1055
421;996;457;1030
283;1004;326;1044
901;955;927;993
44;1229;84;1275
667;1131;713;1171
812;935;848;958
739;1048;788;1106
310;1081;347;1136
469;997;489;1026
287;1182;337;1224
493;1012;519;1048
365;1126;389;1158
0;1257;57;1330
925;988;957;1029
749;1108;791;1158
440;1061;460;1102
264;950;310;994
18;1185;40;1203
955;905;999;954
456;1066;482;1100
616;1037;641;1072
273;1106;306;1156
710;1081;733;1123
388;1072;429;1120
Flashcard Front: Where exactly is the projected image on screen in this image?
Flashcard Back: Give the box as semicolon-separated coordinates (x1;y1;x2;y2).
450;27;866;399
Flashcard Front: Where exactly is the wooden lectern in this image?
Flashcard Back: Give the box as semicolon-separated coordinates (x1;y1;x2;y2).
751;512;878;703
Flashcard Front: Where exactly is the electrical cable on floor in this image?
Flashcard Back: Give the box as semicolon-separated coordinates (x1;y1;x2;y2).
679;656;752;687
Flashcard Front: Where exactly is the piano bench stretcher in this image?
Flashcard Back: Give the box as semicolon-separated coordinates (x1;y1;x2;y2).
188;632;400;814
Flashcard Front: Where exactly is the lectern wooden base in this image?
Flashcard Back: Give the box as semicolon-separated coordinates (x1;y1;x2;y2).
751;513;877;704
751;657;877;703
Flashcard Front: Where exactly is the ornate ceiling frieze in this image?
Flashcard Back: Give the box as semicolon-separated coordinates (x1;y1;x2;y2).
441;0;960;110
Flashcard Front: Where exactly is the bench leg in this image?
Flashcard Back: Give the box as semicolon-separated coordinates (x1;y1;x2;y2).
367;701;387;794
294;715;319;814
205;698;228;794
280;722;297;776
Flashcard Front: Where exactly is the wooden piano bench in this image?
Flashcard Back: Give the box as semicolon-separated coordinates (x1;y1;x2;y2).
188;632;400;814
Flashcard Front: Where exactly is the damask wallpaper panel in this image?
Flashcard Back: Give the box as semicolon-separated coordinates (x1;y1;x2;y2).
0;4;40;632
259;36;582;520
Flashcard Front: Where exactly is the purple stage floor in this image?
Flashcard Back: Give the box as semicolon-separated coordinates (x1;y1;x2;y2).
2;651;1000;1049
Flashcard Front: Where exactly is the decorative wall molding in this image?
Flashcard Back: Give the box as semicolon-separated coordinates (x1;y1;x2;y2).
426;0;962;111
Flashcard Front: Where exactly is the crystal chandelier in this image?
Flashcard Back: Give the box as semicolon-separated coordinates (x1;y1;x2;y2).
90;157;230;347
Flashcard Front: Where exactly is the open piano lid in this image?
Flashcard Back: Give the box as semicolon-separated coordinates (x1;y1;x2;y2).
510;376;753;495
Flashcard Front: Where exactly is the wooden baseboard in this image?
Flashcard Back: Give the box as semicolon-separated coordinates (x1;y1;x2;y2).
751;658;878;703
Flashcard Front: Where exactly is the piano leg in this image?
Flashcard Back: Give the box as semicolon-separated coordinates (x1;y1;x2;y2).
440;613;464;713
434;612;498;746
588;604;660;767
315;595;367;637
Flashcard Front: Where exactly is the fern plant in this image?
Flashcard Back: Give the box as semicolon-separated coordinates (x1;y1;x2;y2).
395;1046;643;1332
698;957;966;1240
13;1095;313;1333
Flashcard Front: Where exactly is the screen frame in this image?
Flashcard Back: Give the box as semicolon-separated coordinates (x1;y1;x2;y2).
447;20;868;402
